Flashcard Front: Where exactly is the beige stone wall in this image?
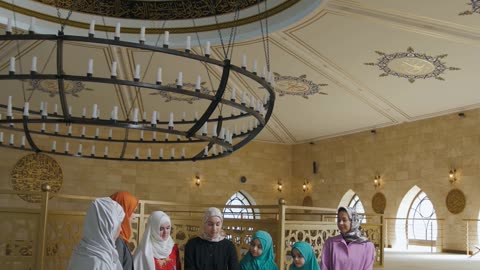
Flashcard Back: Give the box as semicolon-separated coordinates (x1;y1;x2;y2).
292;109;480;253
0;141;294;208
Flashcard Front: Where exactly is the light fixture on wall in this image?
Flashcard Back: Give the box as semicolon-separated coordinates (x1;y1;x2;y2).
195;175;201;187
373;174;382;189
302;179;309;192
277;180;283;192
0;6;275;162
449;169;457;184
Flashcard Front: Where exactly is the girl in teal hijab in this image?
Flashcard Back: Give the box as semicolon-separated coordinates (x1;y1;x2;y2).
290;242;320;270
239;230;278;270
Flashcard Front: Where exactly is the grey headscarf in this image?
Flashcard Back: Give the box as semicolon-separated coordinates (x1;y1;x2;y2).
337;207;369;243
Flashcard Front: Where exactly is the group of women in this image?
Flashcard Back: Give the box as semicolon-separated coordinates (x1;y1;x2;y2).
68;191;375;270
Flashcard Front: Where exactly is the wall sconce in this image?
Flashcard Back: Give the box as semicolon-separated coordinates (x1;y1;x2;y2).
302;180;309;192
373;174;382;189
449;169;457;184
195;175;201;186
277;181;283;192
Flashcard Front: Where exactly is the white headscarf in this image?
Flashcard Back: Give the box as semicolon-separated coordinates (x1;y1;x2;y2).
68;197;125;270
134;211;175;270
201;207;225;242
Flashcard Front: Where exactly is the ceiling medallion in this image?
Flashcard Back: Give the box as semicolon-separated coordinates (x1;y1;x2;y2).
364;47;460;83
150;82;210;104
35;0;263;20
459;0;480;15
273;73;327;99
25;79;93;97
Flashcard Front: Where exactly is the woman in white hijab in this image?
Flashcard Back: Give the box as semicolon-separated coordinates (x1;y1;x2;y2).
69;197;125;270
134;211;181;270
184;207;238;270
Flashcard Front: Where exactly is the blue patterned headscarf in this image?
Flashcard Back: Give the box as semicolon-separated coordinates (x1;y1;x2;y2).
338;206;369;243
240;230;278;270
289;242;320;270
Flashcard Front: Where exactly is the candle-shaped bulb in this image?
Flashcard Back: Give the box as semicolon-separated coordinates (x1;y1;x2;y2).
51;140;56;151
9;57;15;73
181;147;186;158
92;104;98;119
242;53;247;68
112;106;118;121
147;148;152;159
68;105;72;116
152;131;157;141
89;19;95;36
82;107;87;118
204;146;208;156
31;56;37;72
186;36;191;51
81;126;86;137
219;128;226;140
65;142;70;153
87;59;94;75
163;31;169;46
108;128;113;139
140;130;144;141
114;22;121;39
253;59;258;73
9;134;14;145
135;147;139;159
231;87;236;101
6;96;12;117
194;112;199;121
6;18;12;33
262;66;267;79
159;148;164;159
95;128;99;138
242;91;246;105
91;145;96;156
205;41;211;56
21;136;25;147
195;75;201;90
156;67;162;84
139;26;146;42
133;108;139;123
134;64;141;81
68;125;72;135
168;112;174;128
170;148;175;159
29;17;36;33
151;111;157;126
23;102;29;117
177;72;183;86
104;146;109;157
212;124;218;137
78;144;83;155
111;61;118;77
182;112;186;121
54;104;58;115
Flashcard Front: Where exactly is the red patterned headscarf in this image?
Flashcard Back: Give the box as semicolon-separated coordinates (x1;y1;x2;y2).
110;191;139;242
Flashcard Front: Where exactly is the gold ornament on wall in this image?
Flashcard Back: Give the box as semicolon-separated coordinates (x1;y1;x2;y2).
372;192;386;214
445;188;466;214
10;153;63;203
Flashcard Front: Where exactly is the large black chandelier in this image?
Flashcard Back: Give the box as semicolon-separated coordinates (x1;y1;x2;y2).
0;4;275;162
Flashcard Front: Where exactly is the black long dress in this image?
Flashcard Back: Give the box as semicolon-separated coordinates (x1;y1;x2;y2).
115;237;134;270
184;237;238;270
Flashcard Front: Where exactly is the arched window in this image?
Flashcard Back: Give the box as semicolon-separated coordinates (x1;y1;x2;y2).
348;194;366;223
407;191;437;247
223;191;257;219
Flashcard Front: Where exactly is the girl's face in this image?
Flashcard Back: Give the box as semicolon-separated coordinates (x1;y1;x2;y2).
291;248;305;268
337;210;351;234
205;216;222;238
129;206;138;224
249;238;263;257
159;222;171;241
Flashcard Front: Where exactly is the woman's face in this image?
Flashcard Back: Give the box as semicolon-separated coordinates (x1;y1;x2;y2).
291;248;305;268
129;206;138;224
205;216;222;238
337;210;351;234
159;222;171;241
249;238;263;257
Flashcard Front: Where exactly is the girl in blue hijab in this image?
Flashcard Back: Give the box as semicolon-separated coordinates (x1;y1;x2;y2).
290;242;320;270
239;230;278;270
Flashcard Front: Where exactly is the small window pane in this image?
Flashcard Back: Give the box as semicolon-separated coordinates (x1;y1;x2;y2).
223;191;256;219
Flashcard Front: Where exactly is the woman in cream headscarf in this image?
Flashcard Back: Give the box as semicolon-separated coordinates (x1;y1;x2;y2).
68;197;125;270
110;191;139;270
134;211;181;270
320;206;375;270
184;207;238;270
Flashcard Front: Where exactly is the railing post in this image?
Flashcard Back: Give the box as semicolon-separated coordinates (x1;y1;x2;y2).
35;184;50;270
138;200;146;242
466;221;469;255
277;199;286;270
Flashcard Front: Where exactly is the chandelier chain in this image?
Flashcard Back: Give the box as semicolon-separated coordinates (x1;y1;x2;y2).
11;0;26;102
258;0;271;71
54;0;75;32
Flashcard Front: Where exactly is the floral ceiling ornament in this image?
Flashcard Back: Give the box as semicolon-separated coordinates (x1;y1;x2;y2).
150;81;210;104
273;73;327;99
25;79;93;97
459;0;480;15
364;47;460;83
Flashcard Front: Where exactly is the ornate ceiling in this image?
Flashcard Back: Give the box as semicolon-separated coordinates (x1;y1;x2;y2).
1;0;480;144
